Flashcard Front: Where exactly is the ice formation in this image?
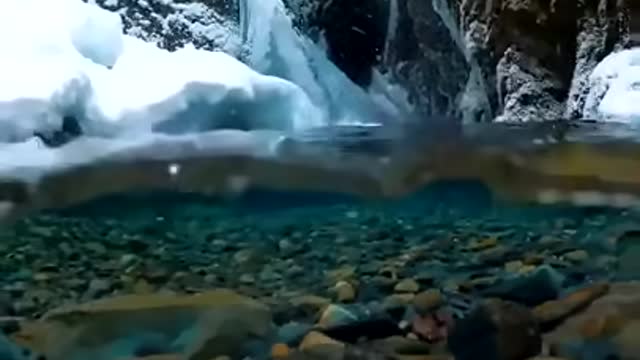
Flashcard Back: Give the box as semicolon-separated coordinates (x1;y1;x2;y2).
239;0;410;127
584;48;640;122
0;0;324;146
0;0;410;217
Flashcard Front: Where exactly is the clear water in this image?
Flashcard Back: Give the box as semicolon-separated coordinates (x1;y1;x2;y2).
1;119;640;317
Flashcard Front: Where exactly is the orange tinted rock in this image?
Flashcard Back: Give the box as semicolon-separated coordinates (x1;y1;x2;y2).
271;343;291;359
299;331;345;351
299;331;345;358
543;282;640;358
533;283;609;326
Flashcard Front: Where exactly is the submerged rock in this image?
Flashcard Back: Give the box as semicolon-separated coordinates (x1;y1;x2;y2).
448;299;541;360
543;282;640;360
14;289;272;360
480;265;565;307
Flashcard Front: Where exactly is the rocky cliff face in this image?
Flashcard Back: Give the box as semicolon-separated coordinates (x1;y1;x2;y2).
295;0;630;122
387;0;631;122
89;0;631;123
89;0;244;56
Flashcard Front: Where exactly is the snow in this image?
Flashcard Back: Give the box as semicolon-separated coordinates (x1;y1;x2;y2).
0;0;323;145
584;48;640;122
0;0;406;215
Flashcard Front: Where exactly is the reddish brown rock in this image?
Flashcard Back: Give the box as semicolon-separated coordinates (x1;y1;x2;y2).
298;331;346;358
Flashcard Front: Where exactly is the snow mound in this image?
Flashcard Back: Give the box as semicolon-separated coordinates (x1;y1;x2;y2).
0;0;323;144
583;48;640;122
0;0;411;217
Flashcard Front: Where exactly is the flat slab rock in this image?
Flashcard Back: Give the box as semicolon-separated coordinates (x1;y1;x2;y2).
12;289;272;360
543;282;640;359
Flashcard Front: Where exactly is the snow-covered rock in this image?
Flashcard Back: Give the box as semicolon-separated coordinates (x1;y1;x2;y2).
89;0;244;56
584;48;640;122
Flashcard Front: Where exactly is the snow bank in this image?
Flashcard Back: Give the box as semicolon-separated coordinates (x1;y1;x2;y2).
584;48;640;122
0;0;401;216
0;0;323;144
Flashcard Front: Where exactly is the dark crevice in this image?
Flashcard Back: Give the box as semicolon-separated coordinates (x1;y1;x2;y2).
310;0;389;87
34;116;83;148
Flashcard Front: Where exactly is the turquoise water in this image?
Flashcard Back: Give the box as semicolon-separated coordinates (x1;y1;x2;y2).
1;180;634;313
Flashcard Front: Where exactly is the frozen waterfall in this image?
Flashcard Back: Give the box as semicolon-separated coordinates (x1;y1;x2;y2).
238;0;410;128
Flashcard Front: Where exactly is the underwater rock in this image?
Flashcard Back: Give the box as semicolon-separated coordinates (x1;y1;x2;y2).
299;330;345;353
332;281;357;303
616;230;640;280
394;278;421;293
543;282;640;359
13;289;272;360
448;299;542;360
412;289;445;315
533;282;610;329
480;265;565;307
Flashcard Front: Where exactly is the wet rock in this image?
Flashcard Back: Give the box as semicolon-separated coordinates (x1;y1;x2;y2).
317;304;358;329
562;250;590;264
326;266;357;283
332;281;357;303
411;308;454;344
448;299;541;360
322;311;405;344
533;283;610;329
277;322;314;345
365;336;435;358
17;289;272;360
483;245;518;264
299;331;345;357
481;265;565;307
616;230;640;280
85;278;113;299
84;242;107;256
412;289;445;315
289;295;331;319
239;273;256;285
505;260;525;273
395;279;420;293
543;282;640;359
384;293;415;307
468;237;499;252
271;342;291;359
